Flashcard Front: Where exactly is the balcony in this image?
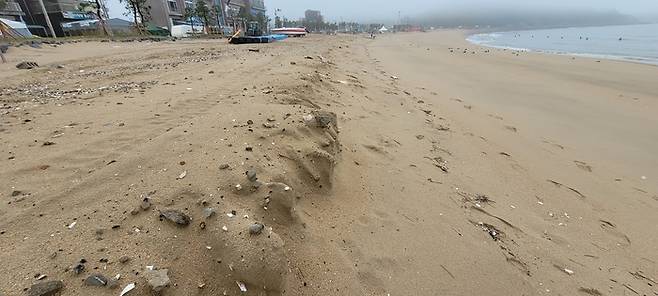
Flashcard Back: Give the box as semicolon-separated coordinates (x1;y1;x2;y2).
0;1;25;15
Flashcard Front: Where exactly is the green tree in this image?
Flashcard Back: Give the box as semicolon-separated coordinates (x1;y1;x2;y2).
184;6;197;34
78;0;111;36
0;0;6;10
119;0;150;34
195;0;210;33
212;4;223;30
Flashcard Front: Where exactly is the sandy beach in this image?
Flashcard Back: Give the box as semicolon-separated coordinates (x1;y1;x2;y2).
0;30;656;295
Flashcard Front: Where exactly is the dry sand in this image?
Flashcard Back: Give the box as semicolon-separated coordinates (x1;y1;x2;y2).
0;30;656;296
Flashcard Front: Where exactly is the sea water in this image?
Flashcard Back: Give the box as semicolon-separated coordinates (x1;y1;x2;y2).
467;23;658;65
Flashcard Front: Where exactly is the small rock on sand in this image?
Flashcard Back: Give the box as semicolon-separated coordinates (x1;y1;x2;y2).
28;280;63;296
159;210;191;226
219;164;230;170
202;207;216;219
84;274;108;286
246;169;257;182
249;222;264;235
145;269;170;292
140;198;151;210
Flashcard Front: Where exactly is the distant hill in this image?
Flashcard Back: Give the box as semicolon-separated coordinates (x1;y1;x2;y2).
413;8;639;29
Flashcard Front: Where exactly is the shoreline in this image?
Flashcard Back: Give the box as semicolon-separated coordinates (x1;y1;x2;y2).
464;23;658;66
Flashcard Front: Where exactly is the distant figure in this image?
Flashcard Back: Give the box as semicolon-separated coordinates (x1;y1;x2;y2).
619;37;623;41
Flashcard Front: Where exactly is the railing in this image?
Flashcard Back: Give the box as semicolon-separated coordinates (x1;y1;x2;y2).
0;1;24;13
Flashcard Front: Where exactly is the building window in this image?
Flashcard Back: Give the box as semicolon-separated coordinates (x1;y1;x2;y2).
168;0;178;11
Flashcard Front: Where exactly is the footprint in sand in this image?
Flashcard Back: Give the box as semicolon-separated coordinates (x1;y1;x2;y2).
574;161;593;172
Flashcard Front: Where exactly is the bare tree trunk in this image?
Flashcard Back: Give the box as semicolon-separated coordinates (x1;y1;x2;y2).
95;0;112;36
131;1;139;31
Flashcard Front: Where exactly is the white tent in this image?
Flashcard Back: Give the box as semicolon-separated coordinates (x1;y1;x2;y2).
0;18;34;38
379;26;389;33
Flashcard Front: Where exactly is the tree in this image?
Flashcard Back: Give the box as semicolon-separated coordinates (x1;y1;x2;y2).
274;15;281;28
119;0;150;34
78;0;112;36
254;12;269;33
0;0;7;10
212;4;223;31
195;0;210;33
184;6;197;34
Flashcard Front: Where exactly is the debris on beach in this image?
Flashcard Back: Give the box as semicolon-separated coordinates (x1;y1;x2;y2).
119;282;136;296
145;269;170;292
28;280;63;296
16;61;39;70
84;274;108;286
159;210;191;226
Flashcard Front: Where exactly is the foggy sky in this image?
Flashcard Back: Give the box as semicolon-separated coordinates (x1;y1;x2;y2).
107;0;658;23
267;0;658;22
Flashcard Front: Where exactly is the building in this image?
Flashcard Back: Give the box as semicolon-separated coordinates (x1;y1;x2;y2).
223;0;265;33
304;9;321;23
147;0;185;29
145;0;265;34
0;0;26;21
304;9;322;32
18;0;92;36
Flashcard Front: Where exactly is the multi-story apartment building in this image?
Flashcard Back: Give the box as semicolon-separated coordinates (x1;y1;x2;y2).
148;0;265;32
0;0;26;21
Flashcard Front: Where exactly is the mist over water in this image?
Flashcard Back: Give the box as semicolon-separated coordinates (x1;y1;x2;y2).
467;24;658;65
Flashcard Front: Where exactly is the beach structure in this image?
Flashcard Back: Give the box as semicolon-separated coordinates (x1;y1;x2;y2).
0;0;25;21
61;17;133;36
16;0;92;37
0;17;33;37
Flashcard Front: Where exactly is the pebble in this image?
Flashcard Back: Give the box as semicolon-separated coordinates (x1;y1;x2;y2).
28;280;63;296
219;164;229;170
72;262;85;274
84;274;108;286
145;269;170;292
140;197;151;210
119;256;131;264
159;210;191;226
202;207;216;219
246;169;257;182
249;222;264;235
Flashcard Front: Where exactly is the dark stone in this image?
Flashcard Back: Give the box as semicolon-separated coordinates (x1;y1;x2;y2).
159;210;191;226
72;262;85;274
118;256;130;264
28;280;63;296
249;222;264;235
84;274;108;286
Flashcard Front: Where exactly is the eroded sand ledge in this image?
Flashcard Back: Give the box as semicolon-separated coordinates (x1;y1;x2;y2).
0;31;656;295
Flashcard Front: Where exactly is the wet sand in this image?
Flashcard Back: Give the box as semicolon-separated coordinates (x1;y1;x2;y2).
0;31;656;295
